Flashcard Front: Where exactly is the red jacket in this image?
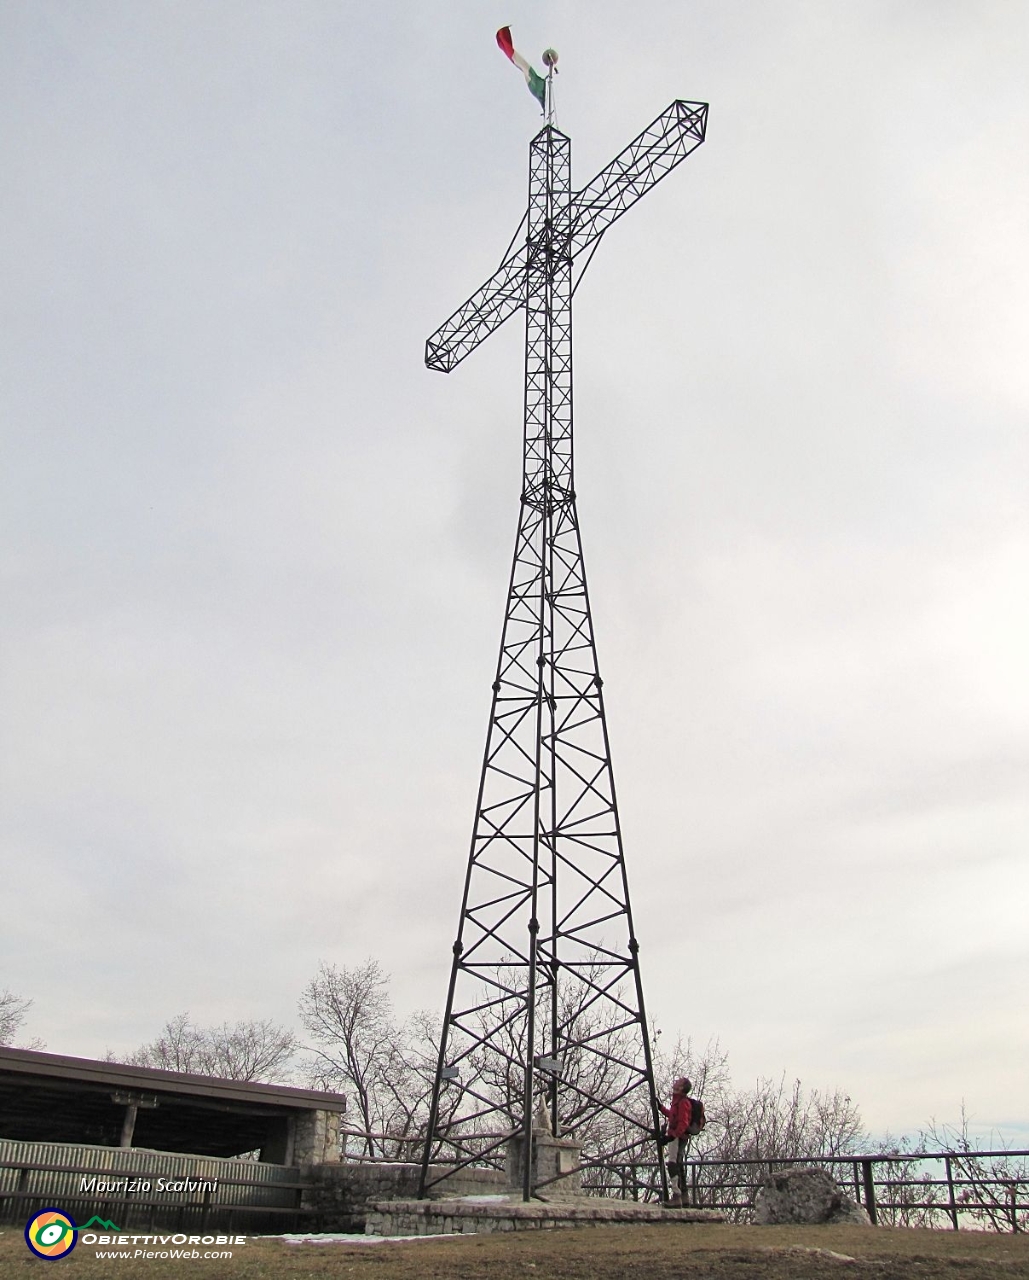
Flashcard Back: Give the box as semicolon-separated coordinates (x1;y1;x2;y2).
660;1094;692;1140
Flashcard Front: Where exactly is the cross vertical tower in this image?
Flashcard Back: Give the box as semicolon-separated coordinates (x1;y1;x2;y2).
419;101;708;1202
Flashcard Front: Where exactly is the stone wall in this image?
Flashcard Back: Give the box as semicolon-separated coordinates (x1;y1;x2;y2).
365;1204;571;1236
299;1162;507;1232
364;1198;725;1237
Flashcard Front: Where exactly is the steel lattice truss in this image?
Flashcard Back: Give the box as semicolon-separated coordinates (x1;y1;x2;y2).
419;100;708;1202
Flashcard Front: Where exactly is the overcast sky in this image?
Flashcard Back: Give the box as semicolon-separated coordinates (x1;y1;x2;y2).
2;1;1026;1146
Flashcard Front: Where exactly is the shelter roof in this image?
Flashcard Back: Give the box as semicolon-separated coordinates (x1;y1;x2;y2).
0;1045;345;1111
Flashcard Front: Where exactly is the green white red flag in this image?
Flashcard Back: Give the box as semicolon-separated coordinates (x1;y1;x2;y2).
496;26;546;112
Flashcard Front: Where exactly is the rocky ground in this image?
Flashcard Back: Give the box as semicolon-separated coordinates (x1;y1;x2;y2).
4;1221;1029;1277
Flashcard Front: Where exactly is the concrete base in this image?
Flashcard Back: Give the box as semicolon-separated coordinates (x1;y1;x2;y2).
506;1128;583;1200
300;1163;506;1233
365;1196;725;1236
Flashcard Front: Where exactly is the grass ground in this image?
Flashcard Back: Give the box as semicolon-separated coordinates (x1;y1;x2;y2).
3;1221;1029;1278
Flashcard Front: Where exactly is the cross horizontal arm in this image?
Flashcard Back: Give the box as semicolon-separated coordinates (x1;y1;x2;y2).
425;240;528;374
567;100;707;259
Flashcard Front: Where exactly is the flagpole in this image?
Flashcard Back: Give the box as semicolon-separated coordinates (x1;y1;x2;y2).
543;48;559;126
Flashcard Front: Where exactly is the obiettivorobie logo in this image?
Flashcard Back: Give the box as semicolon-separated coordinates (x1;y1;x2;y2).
25;1208;245;1261
24;1209;102;1260
24;1211;121;1259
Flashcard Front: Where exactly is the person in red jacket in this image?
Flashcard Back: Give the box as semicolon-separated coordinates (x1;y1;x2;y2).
659;1076;693;1207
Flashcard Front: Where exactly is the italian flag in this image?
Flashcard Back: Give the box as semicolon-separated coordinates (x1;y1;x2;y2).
496;27;546;112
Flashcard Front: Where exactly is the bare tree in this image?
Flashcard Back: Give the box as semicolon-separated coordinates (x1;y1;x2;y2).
292;958;1024;1227
377;1008;442;1149
202;1018;298;1082
126;1013;206;1073
126;1013;297;1083
298;959;436;1158
296;957;868;1197
0;988;43;1049
712;1073;864;1163
920;1107;1029;1233
649;1044;866;1216
654;1028;864;1165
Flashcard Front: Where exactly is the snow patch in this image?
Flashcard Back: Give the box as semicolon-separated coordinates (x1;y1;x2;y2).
274;1232;461;1245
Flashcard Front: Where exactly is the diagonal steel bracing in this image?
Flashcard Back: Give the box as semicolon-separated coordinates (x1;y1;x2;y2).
419;100;708;1202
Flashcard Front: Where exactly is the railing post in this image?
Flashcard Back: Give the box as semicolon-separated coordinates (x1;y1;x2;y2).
861;1158;878;1225
200;1184;213;1230
945;1155;959;1230
11;1165;31;1218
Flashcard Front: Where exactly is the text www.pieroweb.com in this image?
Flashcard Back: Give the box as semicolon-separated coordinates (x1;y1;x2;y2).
82;1232;244;1260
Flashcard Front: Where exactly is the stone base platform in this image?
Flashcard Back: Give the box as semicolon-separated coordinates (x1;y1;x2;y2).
365;1196;725;1236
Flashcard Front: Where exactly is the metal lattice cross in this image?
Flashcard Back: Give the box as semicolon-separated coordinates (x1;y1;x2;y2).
420;101;708;1203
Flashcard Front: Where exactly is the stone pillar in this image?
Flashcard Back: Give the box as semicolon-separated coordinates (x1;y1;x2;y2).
293;1109;342;1165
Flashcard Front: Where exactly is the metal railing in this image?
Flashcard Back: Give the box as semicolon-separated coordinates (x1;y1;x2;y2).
335;1126;1029;1233
585;1150;1029;1232
338;1126;509;1162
